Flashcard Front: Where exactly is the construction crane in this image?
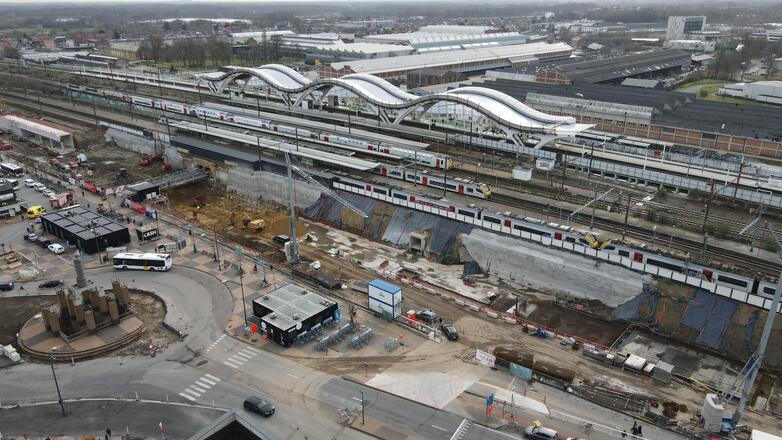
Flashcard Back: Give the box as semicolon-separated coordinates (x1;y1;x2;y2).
283;152;369;264
722;207;782;429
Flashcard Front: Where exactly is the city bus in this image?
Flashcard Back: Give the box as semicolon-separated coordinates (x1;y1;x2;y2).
0;163;24;177
3;178;20;190
112;253;173;271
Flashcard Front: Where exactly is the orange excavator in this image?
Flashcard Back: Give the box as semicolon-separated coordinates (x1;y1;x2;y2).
139;152;162;166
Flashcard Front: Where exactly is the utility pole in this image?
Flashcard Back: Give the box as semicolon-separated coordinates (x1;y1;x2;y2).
284;152;300;264
237;249;247;326
560;153;567;193
590;188;597;230
623;193;631;241
702;180;715;258
213;228;221;270
733;156;745;203
361;391;365;425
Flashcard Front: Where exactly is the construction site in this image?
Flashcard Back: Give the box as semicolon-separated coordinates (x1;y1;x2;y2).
0;60;780;440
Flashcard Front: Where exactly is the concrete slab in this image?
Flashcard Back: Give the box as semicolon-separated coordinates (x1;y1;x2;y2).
366;340;487;409
461;229;649;307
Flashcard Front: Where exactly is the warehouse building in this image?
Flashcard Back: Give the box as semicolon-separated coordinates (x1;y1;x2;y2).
320;41;573;80
306;41;415;64
40;205;131;254
252;283;339;347
481;76;782;157
532;50;692;85
362;31;529;53
719;81;782;105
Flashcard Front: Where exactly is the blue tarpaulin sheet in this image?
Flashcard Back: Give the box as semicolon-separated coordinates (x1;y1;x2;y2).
612;283;658;323
681;289;736;348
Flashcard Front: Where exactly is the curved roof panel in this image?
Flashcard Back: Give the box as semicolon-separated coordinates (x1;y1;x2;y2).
202;64;589;136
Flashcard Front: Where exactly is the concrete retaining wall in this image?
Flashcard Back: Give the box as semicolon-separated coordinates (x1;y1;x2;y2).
226;168;322;208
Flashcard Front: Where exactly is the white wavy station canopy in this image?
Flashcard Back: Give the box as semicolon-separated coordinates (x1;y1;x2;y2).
200;64;591;145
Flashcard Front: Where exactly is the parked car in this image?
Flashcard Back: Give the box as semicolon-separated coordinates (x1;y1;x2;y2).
24;233;38;241
23;179;36;188
42;189;55;198
39;279;64;289
33;183;46;192
36;236;51;248
0;282;14;291
417;309;438;323
441;323;459;341
524;426;560;440
273;235;290;245
243;396;275;417
47;243;65;254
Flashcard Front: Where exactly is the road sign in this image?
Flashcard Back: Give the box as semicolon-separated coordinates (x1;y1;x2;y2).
486;393;494;407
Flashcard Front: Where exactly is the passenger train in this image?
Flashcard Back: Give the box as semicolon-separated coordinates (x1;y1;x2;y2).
330;174;779;301
376;165;492;199
67;84;452;169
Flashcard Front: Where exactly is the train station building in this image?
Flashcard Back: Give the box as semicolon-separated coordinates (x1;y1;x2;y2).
0;115;75;153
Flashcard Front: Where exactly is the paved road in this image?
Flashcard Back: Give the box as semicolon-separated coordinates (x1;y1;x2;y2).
0;400;223;439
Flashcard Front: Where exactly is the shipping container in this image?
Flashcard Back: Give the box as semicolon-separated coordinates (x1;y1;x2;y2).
512;166;533;181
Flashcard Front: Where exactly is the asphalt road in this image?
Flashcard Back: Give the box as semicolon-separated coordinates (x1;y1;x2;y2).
0;400;223;439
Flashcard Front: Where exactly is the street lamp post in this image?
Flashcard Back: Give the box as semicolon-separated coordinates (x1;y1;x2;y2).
50;350;65;416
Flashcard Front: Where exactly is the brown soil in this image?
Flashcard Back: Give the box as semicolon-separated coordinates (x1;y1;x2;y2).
0;296;57;345
112;290;179;356
526;301;626;346
166;184;305;244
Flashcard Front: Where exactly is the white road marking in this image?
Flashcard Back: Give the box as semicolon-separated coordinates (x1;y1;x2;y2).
204;374;221;382
234;351;253;360
431;425;449;432
195;380;212;389
200;377;217;386
189;385;206;394
178;392;196;401
239;348;258;357
242;346;262;354
228;356;246;364
223;360;241;369
182;388;201;398
286;373;299;379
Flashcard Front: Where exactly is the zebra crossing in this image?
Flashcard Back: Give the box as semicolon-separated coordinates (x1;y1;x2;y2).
205;334;227;353
178;374;222;402
222;346;262;369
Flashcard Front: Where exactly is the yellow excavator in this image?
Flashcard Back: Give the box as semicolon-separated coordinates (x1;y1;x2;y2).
230;212;266;232
581;231;614;250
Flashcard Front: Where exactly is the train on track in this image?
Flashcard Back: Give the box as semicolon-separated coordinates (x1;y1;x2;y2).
66;84;776;302
330;174;779;301
376;165;492;199
68;84;452;169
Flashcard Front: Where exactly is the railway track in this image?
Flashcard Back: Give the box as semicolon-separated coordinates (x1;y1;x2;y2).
489;193;782;278
4;82;779;278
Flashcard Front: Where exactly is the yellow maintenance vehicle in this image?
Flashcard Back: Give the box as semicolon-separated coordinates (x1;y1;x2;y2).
580;231;614;250
231;212;266;232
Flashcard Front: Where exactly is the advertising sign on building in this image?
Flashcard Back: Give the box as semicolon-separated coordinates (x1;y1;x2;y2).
536;158;555;171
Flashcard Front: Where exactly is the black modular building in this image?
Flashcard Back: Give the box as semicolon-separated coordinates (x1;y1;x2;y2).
40;206;131;254
252;283;339;346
